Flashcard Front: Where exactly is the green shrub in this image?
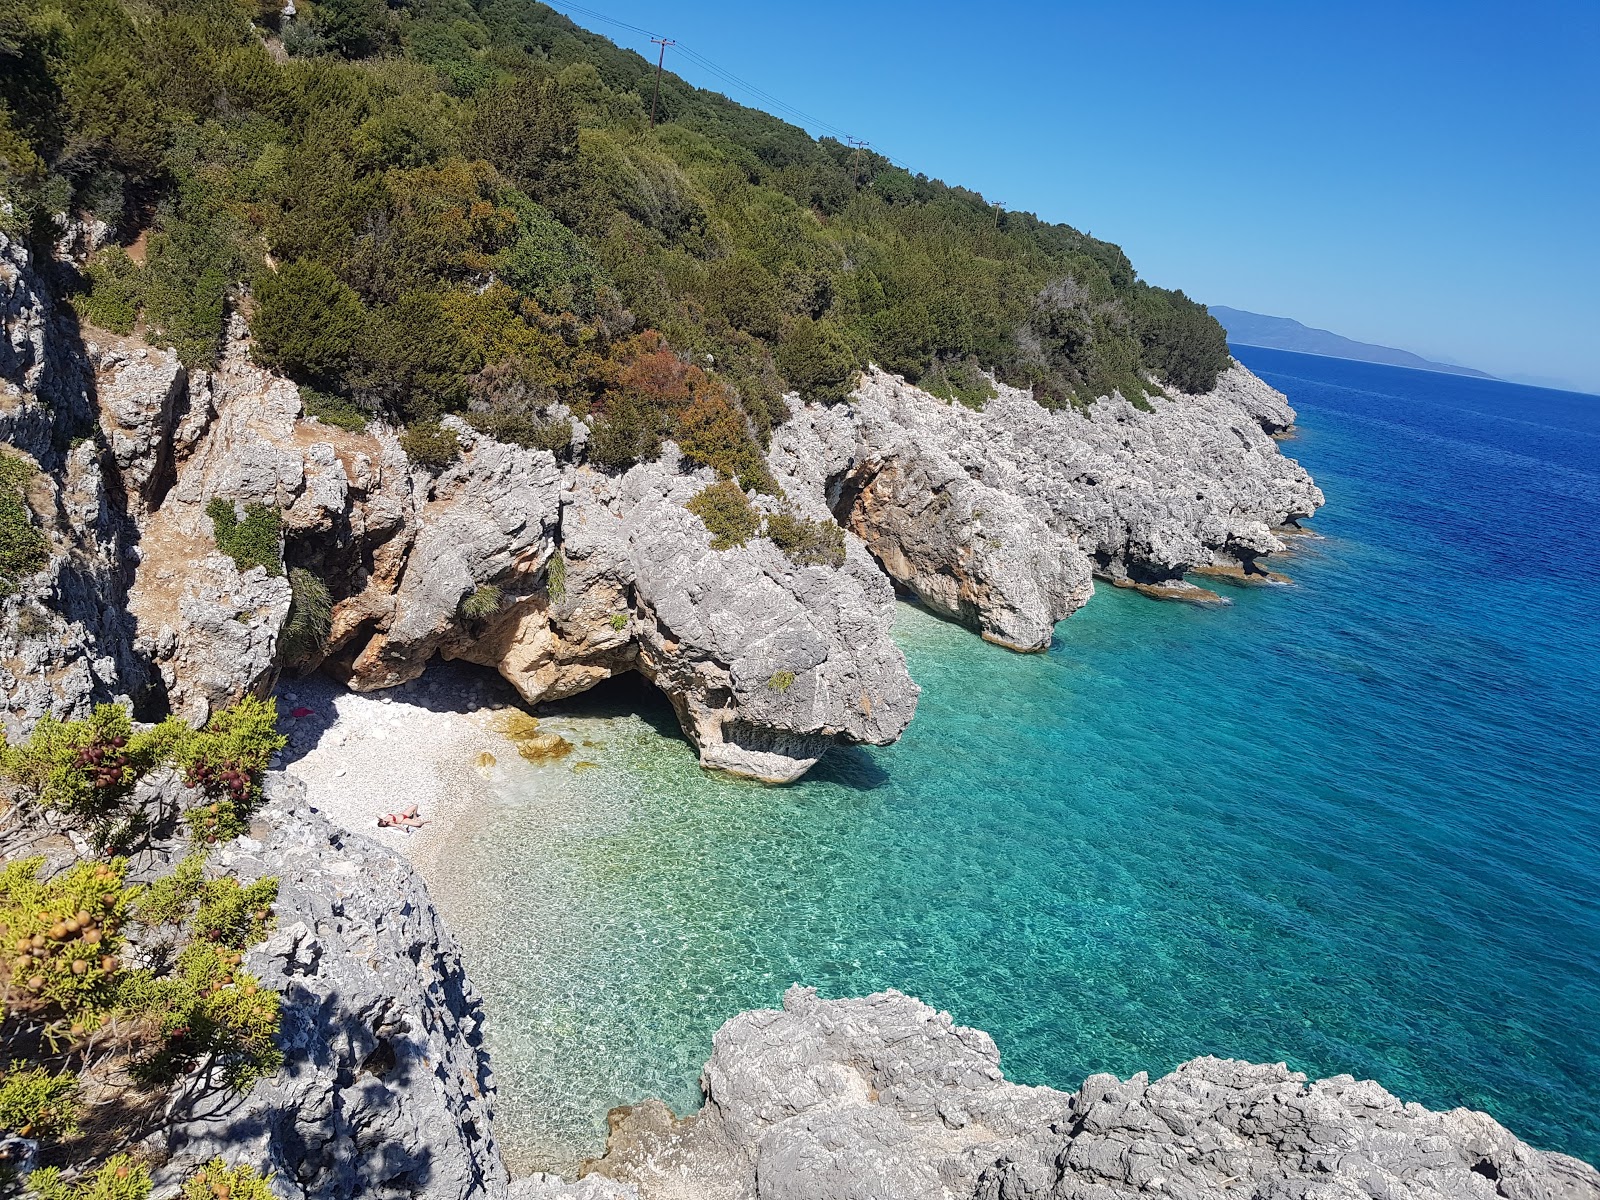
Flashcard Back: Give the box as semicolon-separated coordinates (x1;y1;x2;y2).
777;318;858;404
29;1154;151;1200
0;856;136;1033
675;390;777;495
767;670;795;692
134;853;206;929
140;854;275;948
280;568;332;665
466;410;573;454
77;247;144;334
206;499;283;576
0;454;49;596
174;695;285;827
399;421;461;470
686;480;759;550
299;387;368;433
122;941;282;1090
460;583;501;620
253;262;366;385
546;552;566;601
765;510;846;568
0;1064;80;1139
920;357;997;411
0;705;147;824
178;1160;275;1200
609;612;628;631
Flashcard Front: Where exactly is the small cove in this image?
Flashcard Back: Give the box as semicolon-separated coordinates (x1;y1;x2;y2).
397;349;1600;1176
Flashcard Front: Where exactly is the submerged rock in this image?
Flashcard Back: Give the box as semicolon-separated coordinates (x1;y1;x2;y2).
569;987;1600;1200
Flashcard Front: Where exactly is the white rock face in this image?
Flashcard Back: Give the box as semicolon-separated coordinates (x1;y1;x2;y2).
772;366;1324;651
568;988;1600;1200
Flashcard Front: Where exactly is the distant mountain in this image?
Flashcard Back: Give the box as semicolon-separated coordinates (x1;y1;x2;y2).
1210;307;1495;380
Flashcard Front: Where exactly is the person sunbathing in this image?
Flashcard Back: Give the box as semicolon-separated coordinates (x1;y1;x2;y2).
377;804;430;830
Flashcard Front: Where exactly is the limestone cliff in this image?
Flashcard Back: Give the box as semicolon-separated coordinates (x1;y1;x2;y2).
3;220;1321;776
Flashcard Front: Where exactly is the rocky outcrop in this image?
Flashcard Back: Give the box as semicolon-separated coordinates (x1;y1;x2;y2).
152;774;508;1199
571;988;1600;1200
0;225;151;737
774;366;1324;651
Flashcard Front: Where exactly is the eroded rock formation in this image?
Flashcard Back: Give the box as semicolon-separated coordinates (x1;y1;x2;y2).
2;219;1323;777
557;988;1600;1200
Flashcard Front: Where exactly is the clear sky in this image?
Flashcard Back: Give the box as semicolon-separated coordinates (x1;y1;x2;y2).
543;0;1600;394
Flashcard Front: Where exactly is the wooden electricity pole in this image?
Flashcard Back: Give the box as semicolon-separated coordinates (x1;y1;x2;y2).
650;37;675;128
847;137;870;186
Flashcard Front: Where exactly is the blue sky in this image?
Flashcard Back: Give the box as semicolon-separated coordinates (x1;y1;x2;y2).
544;0;1600;394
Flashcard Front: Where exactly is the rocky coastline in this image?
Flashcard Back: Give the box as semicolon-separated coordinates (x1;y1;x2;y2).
11;222;1597;1200
3;223;1319;783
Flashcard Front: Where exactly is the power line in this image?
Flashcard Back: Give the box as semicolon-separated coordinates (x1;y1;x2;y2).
539;0;923;165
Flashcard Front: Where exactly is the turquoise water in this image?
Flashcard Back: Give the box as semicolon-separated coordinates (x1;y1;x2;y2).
436;348;1600;1174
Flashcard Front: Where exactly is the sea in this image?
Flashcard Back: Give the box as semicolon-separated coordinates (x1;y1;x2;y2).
428;346;1600;1175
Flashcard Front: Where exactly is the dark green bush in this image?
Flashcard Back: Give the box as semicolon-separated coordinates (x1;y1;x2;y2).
77;247;144;334
299;387;368;433
765;510;846;568
280;567;332;665
0;455;48;596
206;499;283;576
686;480;759;550
253;263;366;386
399;421;461;470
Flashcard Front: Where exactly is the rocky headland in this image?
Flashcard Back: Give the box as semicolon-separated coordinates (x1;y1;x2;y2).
11;219;1593;1200
2;224;1319;783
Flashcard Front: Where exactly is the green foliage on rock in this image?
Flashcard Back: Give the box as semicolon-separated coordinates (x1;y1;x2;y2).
174;696;286;846
546;552;566;600
29;1155;152;1200
765;510;846;568
0;1063;80;1139
0;704;168;832
205;499;283;576
687;480;759;550
767;670;795;693
0;453;48;596
399;421;461;470
460;583;501;620
280;567;332;666
178;1160;276;1200
0;856;137;1032
299;387;369;433
77;247;143;333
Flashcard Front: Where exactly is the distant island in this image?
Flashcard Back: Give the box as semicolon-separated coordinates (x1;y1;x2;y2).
1210;306;1496;380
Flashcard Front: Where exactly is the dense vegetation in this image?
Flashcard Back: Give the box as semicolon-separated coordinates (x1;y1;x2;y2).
0;699;285;1183
0;0;1230;488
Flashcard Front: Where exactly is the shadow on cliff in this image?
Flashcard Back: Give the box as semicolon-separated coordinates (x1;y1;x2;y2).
160;982;474;1195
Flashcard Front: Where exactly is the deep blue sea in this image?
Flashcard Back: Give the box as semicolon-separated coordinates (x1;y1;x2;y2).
436;347;1600;1173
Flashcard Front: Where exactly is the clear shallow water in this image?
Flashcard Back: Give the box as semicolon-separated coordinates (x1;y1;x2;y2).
434;348;1600;1174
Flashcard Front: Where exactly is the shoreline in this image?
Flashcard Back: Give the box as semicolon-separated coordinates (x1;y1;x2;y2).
276;662;523;873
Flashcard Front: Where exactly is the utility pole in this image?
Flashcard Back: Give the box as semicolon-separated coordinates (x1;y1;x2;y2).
847;137;870;187
993;200;1005;227
649;37;675;128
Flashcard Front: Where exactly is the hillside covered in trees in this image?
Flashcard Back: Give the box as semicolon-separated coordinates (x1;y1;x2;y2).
0;0;1230;475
